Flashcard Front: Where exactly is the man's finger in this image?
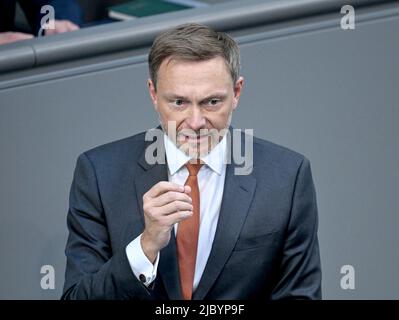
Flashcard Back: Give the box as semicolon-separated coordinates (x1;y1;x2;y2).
65;21;79;31
0;32;33;45
146;181;184;198
153;191;192;207
158;200;193;215
164;210;193;226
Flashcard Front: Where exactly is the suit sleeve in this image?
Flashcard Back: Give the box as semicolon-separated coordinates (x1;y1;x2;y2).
270;157;322;300
50;0;83;26
61;153;155;300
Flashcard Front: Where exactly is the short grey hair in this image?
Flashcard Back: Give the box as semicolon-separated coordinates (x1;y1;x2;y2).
148;23;240;89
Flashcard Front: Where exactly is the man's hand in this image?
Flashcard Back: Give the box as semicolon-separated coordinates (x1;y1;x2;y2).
0;32;33;45
45;20;79;35
141;181;193;263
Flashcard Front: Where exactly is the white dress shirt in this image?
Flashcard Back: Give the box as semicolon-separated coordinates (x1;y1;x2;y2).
126;133;227;290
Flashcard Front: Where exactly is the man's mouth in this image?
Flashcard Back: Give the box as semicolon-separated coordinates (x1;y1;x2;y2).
176;130;211;142
184;134;209;143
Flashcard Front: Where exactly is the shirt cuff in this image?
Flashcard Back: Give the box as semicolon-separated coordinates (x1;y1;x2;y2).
125;234;160;287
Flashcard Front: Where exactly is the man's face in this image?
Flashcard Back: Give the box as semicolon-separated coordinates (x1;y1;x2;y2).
148;56;244;158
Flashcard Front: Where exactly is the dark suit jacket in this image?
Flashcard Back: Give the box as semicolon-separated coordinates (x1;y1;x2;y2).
62;129;322;300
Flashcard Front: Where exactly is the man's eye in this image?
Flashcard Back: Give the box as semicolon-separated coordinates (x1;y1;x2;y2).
208;99;220;106
174;99;184;106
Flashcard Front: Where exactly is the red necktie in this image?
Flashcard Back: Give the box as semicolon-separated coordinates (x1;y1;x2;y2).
176;162;202;300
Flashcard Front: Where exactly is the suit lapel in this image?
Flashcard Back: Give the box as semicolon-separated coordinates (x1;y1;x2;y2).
134;137;183;300
192;130;256;300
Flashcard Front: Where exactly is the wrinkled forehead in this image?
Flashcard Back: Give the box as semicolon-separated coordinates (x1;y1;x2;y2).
157;56;233;88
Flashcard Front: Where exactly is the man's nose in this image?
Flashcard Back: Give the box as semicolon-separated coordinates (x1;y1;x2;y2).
186;105;206;131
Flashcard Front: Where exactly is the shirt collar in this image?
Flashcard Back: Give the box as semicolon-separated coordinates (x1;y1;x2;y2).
163;132;227;176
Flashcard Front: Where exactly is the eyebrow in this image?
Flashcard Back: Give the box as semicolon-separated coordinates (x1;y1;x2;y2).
162;93;186;101
162;92;228;103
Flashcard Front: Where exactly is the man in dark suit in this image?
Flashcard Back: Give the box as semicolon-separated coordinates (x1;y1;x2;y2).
62;23;322;300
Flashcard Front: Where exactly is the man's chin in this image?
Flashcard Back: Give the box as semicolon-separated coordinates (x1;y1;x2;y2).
177;135;220;158
178;145;210;159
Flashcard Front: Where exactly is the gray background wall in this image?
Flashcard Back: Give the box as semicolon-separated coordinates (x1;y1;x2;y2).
0;0;398;299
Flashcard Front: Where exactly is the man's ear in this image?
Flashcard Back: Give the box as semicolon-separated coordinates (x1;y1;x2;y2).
148;79;158;111
233;76;244;110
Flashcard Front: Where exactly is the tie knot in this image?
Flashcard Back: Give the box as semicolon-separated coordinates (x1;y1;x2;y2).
185;161;203;176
